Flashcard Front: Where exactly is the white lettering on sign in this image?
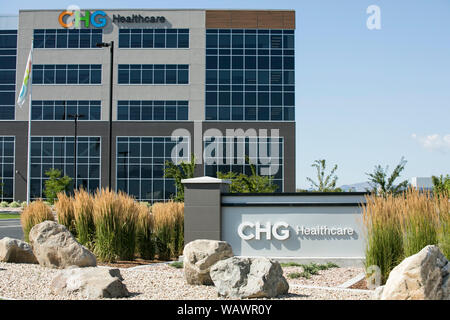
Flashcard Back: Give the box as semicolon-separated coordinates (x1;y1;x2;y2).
237;222;354;241
237;221;290;240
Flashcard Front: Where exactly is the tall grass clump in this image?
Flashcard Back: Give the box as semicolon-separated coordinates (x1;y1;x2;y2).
136;203;155;260
21;200;54;242
55;192;75;235
92;189;139;262
92;189;122;262
152;201;184;260
400;189;438;258
363;194;404;284
435;192;450;259
116;191;138;261
73;189;95;248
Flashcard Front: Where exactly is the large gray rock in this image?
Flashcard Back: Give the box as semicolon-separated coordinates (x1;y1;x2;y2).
183;239;233;285
0;237;38;264
51;267;129;299
210;257;289;299
376;245;449;300
29;221;96;269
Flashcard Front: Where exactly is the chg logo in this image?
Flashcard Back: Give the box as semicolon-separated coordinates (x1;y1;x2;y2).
59;7;107;29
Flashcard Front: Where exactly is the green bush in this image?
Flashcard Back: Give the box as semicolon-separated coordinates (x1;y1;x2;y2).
170;261;183;269
287;272;301;279
0;201;8;208
43;168;72;204
9;201;20;208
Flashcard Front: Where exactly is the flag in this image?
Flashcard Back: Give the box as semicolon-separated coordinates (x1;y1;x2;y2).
17;47;33;108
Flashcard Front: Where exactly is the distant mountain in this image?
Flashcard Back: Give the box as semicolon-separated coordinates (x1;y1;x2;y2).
339;181;374;192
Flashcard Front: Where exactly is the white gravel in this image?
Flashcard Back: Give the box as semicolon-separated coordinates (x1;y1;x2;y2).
0;262;374;300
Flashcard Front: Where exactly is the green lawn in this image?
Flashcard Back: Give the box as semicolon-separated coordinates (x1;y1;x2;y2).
0;214;20;220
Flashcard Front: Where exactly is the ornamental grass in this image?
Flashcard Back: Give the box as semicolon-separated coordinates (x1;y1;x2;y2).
362;194;404;284
55;192;75;235
73;188;95;248
363;188;450;284
20;199;54;242
152;201;184;260
135;203;155;260
399;190;439;258
92;189;140;262
116;191;139;261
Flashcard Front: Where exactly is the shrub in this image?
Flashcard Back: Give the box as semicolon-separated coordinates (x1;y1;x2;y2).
152;201;184;260
363;194;404;284
55;192;75;235
136;203;155;260
20;200;54;242
170;261;183;269
287;272;301;279
73;189;95;248
43;168;72;204
9;201;21;208
0;201;8;208
280;262;302;267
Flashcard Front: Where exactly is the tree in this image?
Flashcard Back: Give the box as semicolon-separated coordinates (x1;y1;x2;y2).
43;168;72;204
217;156;278;193
306;159;342;192
164;153;196;202
431;174;450;197
366;157;409;196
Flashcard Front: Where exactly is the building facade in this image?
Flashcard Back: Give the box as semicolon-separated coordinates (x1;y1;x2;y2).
0;9;296;202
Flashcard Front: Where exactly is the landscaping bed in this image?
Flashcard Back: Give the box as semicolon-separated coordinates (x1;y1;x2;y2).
0;261;373;300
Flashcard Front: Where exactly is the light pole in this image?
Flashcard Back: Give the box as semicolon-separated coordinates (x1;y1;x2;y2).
96;41;114;190
68;113;85;190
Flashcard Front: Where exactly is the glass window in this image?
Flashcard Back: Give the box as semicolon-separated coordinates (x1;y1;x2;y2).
205;28;295;122
30;136;101;199
178;34;189;48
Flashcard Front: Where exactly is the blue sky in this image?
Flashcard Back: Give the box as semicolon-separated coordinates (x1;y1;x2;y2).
3;0;450;189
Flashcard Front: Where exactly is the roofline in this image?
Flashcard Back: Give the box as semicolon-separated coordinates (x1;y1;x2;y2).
18;9;295;12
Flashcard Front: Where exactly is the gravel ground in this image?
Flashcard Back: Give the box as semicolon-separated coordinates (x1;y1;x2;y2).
0;262;373;300
282;266;363;287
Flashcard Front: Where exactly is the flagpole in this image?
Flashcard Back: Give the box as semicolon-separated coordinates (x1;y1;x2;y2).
26;39;33;205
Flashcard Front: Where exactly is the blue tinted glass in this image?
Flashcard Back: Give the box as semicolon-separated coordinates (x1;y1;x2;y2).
90;69;101;84
154;34;165;48
166;34;177;48
178;69;188;84
206;56;217;69
206;92;217;105
178;34;189;48
206;34;218;48
232;35;243;48
119;33;130;48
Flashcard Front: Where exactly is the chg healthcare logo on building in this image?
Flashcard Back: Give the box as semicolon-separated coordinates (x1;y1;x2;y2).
58;9;107;28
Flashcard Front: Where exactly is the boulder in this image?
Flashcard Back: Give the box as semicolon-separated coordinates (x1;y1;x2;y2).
377;245;449;300
183;239;233;285
210;256;289;299
0;237;38;264
29;221;96;269
51;267;129;299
